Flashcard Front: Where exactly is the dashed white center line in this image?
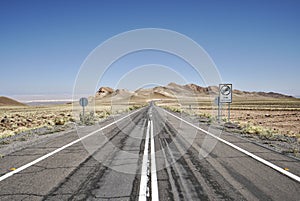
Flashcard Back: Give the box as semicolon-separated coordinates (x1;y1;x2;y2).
150;119;159;201
139;120;150;201
139;116;159;201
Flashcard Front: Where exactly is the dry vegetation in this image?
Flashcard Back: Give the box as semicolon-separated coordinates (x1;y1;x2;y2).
0;105;73;139
0;103;144;140
158;97;300;141
158;97;300;158
1;93;299;158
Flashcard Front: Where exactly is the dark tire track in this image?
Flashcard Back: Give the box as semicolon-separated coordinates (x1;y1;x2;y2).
43;109;148;201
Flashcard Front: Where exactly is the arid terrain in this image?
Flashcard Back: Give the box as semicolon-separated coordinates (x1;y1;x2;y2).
94;83;300;157
1;83;299;157
166;98;300;138
0;98;139;142
95;83;300;137
0;104;73;140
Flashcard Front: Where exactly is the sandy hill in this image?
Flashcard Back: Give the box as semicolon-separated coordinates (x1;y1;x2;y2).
0;96;27;106
95;83;294;103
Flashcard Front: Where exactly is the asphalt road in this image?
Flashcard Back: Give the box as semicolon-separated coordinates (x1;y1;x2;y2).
0;104;299;201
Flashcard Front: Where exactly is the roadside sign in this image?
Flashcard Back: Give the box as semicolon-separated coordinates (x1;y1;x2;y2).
219;84;232;103
79;97;88;107
79;97;88;123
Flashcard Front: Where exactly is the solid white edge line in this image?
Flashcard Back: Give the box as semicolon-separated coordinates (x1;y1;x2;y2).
0;108;143;182
138;120;150;201
163;109;300;183
150;119;159;201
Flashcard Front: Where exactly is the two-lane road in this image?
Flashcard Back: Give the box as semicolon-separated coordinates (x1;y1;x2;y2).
0;105;299;200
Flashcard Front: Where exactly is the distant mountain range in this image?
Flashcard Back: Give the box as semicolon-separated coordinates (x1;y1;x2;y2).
0;83;294;107
95;82;294;102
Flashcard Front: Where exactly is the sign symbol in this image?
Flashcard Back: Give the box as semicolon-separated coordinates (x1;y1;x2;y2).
79;97;88;107
218;84;232;122
221;85;231;96
219;84;232;103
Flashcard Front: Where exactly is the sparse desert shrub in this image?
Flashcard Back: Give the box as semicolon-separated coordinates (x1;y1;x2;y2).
47;120;55;126
0;130;14;139
0;140;10;145
222;117;229;122
96;110;111;119
199;113;212;119
104;110;111;116
198;113;220;124
14;126;30;134
282;148;299;155
54;118;65;125
242;124;275;139
80;112;96;125
68;117;76;122
165;106;182;113
174;108;182;113
243;125;262;134
129;105;142;111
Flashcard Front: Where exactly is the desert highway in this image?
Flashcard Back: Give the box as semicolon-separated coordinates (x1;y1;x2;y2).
0;104;299;201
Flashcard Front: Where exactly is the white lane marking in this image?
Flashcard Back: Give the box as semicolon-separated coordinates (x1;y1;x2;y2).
0;108;143;182
150;119;159;201
139;118;160;201
164;109;300;183
139;120;150;201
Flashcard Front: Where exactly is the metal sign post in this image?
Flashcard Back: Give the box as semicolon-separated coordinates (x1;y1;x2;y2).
79;97;88;123
219;84;232;122
214;96;221;122
219;99;222;122
228;103;230;122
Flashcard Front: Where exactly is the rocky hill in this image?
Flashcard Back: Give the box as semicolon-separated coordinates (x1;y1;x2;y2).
0;96;27;106
95;83;294;102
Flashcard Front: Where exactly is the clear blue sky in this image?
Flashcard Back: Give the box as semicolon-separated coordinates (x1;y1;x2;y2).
1;0;300;98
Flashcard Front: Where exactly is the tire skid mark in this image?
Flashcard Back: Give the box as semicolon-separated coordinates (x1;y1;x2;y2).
44;110;146;200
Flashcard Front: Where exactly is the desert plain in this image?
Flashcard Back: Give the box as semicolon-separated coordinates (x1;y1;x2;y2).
1;83;299;158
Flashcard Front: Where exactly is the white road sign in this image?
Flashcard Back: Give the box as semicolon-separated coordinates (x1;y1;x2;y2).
219;84;232;103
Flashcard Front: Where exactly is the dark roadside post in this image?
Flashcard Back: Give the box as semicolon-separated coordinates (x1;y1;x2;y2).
214;96;221;122
79;97;88;124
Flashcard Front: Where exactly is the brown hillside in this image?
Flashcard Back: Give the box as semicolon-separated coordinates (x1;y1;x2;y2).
0;96;27;106
95;83;295;102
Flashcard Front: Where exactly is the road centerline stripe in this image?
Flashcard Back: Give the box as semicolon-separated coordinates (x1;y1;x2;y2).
163;108;300;183
0;108;143;182
139;108;160;201
150;119;159;201
138;119;150;201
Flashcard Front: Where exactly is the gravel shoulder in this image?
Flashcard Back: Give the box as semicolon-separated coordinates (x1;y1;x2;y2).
179;111;300;160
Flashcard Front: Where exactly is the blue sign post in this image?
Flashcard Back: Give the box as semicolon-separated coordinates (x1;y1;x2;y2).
79;97;88;123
